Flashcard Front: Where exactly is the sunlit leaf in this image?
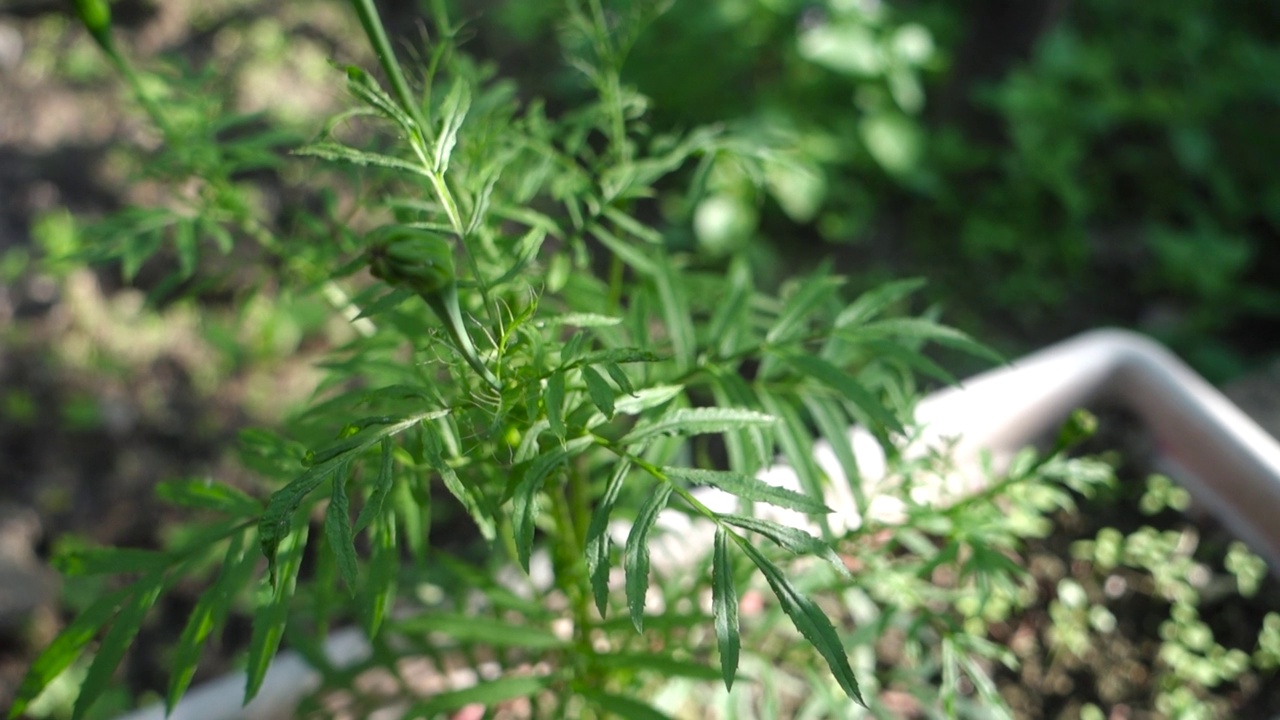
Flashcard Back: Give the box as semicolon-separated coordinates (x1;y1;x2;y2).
9;587;131;718
167;530;259;713
664;467;831;515
720;514;851;579
622;407;775;445
713;527;740;689
73;576;166;720
626;483;674;632
738;540;864;705
246;520;308;702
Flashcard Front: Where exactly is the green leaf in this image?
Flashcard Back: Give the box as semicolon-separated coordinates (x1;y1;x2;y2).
155;478;261;516
737;539;864;705
708;368;770;476
343;64;415;132
587;460;632;616
246;520;308;703
545;370;566;437
324;465;359;592
766;273;844;345
582;365;616;419
294;141;432;178
581;689;675;720
603;204;664;245
52;546;168;576
260;411;441;578
705;256;753;358
354;438;395;534
590;221;659;276
603;361;636;396
654;256;696;371
755;392;831;539
423;425;497;543
721;515;850;579
391;613;565;649
8;587;130;719
513;436;594;571
540;312;623;328
713;527;740;690
433;79;470;174
783;353;904;437
622;407;775;445
353;287;415;320
173;217;197;279
595;651;723;680
802;395;866;515
361;508;397;637
167;530;259;714
834;277;925;328
406;675;552;716
665;467;831;515
73;576;166;720
613;385;683;416
392;468;428;563
571;348;663;367
853;317;1004;364
625;483;674;632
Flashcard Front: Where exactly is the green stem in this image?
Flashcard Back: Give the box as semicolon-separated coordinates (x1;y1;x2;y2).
348;0;429;136
548;468;597;685
424;289;501;392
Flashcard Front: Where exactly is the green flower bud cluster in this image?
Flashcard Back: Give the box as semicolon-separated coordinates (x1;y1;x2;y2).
366;226;501;391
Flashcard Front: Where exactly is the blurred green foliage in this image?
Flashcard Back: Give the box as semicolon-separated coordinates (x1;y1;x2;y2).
483;0;1280;379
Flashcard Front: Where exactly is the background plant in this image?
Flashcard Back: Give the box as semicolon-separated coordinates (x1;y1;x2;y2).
5;0;1277;718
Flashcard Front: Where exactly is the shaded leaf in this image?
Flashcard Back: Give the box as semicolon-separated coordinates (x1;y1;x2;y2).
324;464;358;592
834;277;925;328
354;438;395;534
407;675;552;715
654;256;696;370
155;478;261;516
582;365;616;419
581;689;675;720
784;353;904;437
392;613;565;649
513;436;594;571
52;546;168;577
260;411;443;579
603;361;636;397
766;273;844;345
361;508;397;637
545;370;566;437
587;460;632;615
